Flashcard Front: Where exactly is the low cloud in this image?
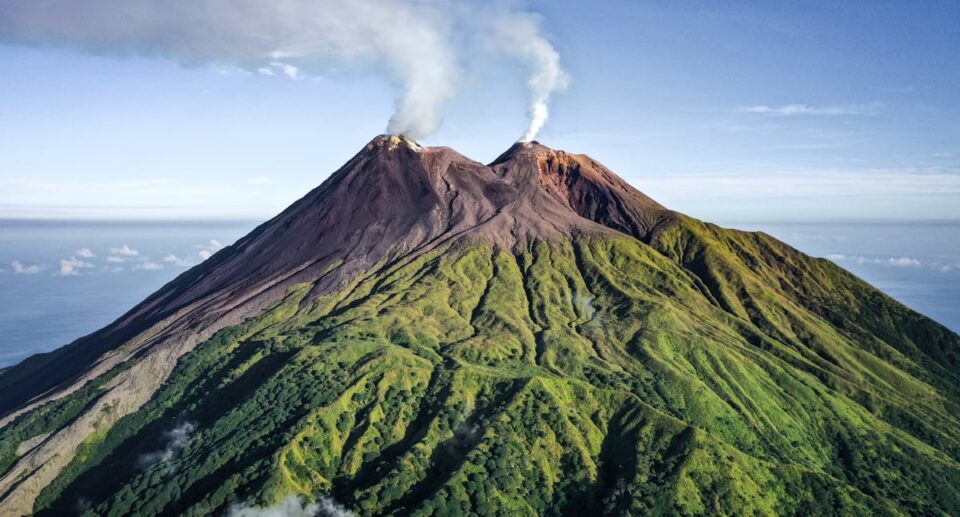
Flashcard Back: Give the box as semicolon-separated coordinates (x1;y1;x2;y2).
827;254;923;268
315;498;354;517
10;260;41;274
134;261;164;271
75;248;96;258
139;422;196;469
828;255;960;273
884;257;921;267
258;62;301;79
110;244;139;257
58;256;94;276
163;254;194;267
228;495;352;517
197;240;226;260
740;104;872;116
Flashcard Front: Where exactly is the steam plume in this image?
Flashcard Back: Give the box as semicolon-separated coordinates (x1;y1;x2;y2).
0;0;567;140
489;13;570;142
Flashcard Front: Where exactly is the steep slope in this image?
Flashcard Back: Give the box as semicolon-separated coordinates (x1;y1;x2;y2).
1;137;959;516
491;141;669;239
500;141;960;413
0;136;596;419
0;136;609;515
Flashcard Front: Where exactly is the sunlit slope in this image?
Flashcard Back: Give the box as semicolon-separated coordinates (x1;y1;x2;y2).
5;234;958;515
2;136;960;516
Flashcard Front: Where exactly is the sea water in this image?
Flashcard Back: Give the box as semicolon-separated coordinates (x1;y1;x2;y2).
0;220;256;367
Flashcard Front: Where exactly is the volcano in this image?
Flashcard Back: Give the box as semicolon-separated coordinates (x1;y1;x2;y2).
2;136;959;516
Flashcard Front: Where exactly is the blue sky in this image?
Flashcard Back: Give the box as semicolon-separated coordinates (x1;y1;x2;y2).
0;0;958;223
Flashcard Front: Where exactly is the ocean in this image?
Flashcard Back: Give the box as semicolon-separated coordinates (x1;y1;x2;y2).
0;219;958;367
0;220;257;367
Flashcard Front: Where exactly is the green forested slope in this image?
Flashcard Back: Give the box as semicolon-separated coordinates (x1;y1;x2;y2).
5;233;958;516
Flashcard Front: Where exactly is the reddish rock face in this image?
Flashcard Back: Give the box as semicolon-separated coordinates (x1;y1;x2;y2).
491;140;670;242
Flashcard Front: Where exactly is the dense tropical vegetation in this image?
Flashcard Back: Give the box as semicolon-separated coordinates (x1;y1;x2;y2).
3;231;958;515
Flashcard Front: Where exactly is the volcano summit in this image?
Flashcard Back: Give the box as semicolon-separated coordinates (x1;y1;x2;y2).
1;136;959;516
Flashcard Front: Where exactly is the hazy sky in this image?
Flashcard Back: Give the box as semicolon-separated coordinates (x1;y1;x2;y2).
1;0;958;223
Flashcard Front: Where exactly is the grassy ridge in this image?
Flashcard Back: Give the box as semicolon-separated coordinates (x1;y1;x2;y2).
2;232;959;515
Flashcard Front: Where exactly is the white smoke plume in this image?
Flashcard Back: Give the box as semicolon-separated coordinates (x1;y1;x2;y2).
228;494;352;517
488;13;570;142
0;0;567;141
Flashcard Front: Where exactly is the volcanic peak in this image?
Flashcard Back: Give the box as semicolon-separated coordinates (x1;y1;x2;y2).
3;135;960;517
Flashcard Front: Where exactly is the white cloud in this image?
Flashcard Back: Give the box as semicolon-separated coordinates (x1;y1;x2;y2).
106;256;125;263
740;104;872;116
228;495;352;517
315;497;354;517
271;61;300;79
885;257;922;267
58;256;94;276
938;262;960;273
139;422;196;469
197;239;226;260
163;254;193;267
134;261;164;271
257;67;276;76
10;260;41;274
110;244;139;256
75;248;96;258
825;254;930;269
842;255;924;268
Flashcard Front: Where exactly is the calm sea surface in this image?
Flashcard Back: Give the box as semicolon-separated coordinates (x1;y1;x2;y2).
1;219;958;367
0;220;257;367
